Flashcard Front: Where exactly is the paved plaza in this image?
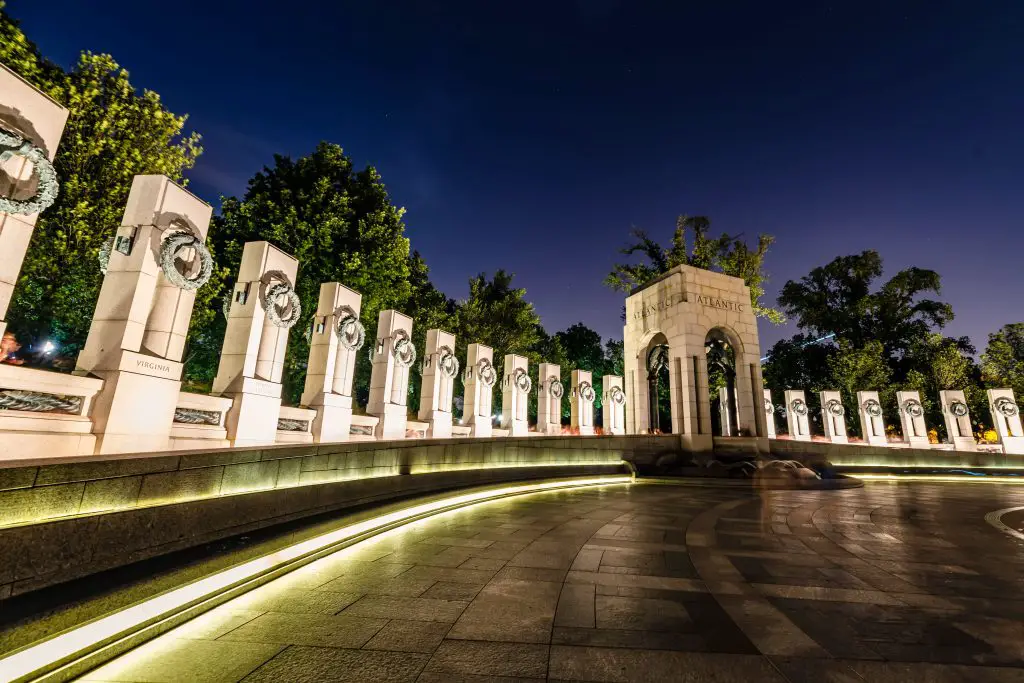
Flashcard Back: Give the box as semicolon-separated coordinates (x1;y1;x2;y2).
74;481;1024;682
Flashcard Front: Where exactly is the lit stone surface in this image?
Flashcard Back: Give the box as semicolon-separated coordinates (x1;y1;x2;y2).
537;362;562;435
75;175;213;454
857;390;888;446
939;389;976;452
988;388;1024;455
500;354;530;436
763;389;777;439
367;310;414;440
819;389;848;444
896;389;930;447
602;374;626;435
623;265;766;450
0;63;69;339
301;283;363;443
717;386;733;436
417;329;457;438
462;343;495;438
212;241;299;447
570;369;595;435
783;389;811;441
66;480;1024;682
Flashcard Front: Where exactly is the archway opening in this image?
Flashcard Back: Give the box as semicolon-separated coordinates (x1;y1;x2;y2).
706;329;738;436
644;335;672;434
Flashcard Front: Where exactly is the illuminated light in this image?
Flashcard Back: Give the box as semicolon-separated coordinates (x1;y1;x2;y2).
41;340;56;353
856;473;1024;484
985;506;1024;542
0;475;631;683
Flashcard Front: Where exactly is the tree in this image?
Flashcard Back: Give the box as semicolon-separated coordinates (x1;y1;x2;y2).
826;339;893;436
201;142;412;403
982;323;1024;400
456;270;542;419
778;250;953;376
403;251;457;415
604;214;784;322
3;13;203;352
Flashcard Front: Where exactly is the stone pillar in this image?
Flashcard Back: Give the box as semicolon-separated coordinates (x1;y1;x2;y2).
857;391;887;445
212;241;300;447
501;354;530;436
367;310;415;439
763;389;777;438
75;175;213;454
0;65;68;339
783;390;811;441
602;375;626;435
988;388;1024;455
819;390;848;444
463;343;495;437
418;329;457;438
570;369;595;435
938;390;975;451
300;283;363;443
537;363;563;435
717;386;733;436
896;390;929;447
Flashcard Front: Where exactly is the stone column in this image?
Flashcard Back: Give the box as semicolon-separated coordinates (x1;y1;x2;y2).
717;386;733;436
0;65;68;339
501;354;530;436
570;369;595;435
300;283;363;443
602;374;626;435
819;390;848;444
537;362;562;435
212;241;300;447
418;329;457;438
367;309;415;439
856;391;887;445
783;390;811;441
763;389;777;438
938;389;975;451
75;175;213;454
463;343;495;437
988;388;1024;455
896;390;929;447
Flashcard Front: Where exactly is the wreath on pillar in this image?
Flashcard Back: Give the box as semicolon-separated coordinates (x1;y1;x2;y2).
547;377;564;399
902;398;924;419
334;308;366;351
948;400;969;418
789;398;808;416
608;385;626;406
0;128;59;216
438;345;460;378
513;367;532;393
160;231;213;291
863;398;883;418
578;380;596;403
477;358;497;387
995;396;1019;418
764;397;774;414
393;330;417;368
264;280;302;328
825;399;845;417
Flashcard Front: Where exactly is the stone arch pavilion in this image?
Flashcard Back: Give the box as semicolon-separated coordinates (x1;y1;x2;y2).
623;265;767;450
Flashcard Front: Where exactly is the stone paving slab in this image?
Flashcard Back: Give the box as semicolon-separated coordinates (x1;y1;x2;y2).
74;481;1024;682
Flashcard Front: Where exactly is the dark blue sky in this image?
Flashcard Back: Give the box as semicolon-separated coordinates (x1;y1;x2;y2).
12;1;1024;350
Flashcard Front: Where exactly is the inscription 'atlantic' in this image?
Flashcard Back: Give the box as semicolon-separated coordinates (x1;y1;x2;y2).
696;295;745;312
633;293;684;319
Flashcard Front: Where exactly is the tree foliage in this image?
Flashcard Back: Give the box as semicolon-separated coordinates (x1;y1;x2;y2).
982;323;1024;399
2;6;203;350
604;214;784;322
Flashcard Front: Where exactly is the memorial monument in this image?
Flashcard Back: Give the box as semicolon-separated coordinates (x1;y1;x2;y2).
501;354;530;436
896;390;929;447
988;388;1023;455
367;310;415;439
939;389;976;451
819;390;848;444
418;329;458;437
602;374;626;435
570;369;595;435
537;362;563;435
462;343;496;437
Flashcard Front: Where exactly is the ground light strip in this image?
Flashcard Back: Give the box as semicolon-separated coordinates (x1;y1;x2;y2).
985;506;1024;542
0;475;631;683
856;474;1024;484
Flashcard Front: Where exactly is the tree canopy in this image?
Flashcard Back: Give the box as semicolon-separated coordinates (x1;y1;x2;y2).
982;323;1024;400
604;214;784;323
2;7;203;350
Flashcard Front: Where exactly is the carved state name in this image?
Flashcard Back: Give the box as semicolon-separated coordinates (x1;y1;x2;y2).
696;295;745;312
633;293;684;319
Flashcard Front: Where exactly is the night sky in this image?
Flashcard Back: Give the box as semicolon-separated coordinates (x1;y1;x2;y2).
12;1;1024;351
